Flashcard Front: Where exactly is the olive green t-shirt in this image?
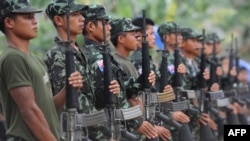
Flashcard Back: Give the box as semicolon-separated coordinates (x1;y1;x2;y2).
0;47;60;140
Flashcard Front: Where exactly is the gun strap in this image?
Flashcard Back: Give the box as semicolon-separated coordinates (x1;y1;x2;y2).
115;105;142;121
75;110;108;127
157;91;176;103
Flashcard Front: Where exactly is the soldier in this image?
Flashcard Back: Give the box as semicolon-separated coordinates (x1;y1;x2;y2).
44;1;121;140
157;22;192;141
82;5;158;140
0;0;82;140
110;17;172;141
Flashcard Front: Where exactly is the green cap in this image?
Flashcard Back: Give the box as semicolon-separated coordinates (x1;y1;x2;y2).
110;18;141;38
204;32;224;44
83;5;110;21
45;0;88;20
0;0;42;20
157;22;182;38
181;28;202;40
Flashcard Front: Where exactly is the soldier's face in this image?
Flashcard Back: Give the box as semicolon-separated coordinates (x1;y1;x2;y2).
215;42;222;54
204;43;213;55
167;32;183;48
120;31;138;51
146;25;155;48
95;20;111;42
7;13;38;39
182;38;200;56
68;11;85;35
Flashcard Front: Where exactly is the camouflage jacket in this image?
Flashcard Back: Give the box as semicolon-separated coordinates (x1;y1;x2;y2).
130;48;160;92
83;38;143;129
44;37;96;113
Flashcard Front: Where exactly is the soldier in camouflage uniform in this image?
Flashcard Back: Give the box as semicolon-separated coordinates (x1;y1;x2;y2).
0;0;83;140
180;27;220;140
110;17;172;141
82;5;159;140
157;22;192;141
44;1;121;140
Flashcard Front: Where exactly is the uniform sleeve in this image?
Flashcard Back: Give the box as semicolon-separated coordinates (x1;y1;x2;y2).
44;50;66;95
2;54;32;90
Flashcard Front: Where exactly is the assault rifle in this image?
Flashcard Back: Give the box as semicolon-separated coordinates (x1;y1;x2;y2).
101;18;142;140
198;29;217;141
141;9;159;141
61;1;107;140
155;29;182;130
170;23;194;141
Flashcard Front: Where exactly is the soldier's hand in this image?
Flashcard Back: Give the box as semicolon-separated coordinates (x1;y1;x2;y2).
203;68;210;80
136;121;158;139
207;117;217;130
216;66;223;76
233;102;244;114
68;71;83;90
210;83;220;92
109;80;120;95
198;113;209;125
177;63;186;74
230;67;237;77
172;111;190;123
155;125;171;141
148;71;156;86
163;85;173;93
227;104;238;114
128;97;143;111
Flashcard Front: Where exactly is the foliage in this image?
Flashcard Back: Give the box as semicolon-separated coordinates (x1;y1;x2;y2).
0;0;249;61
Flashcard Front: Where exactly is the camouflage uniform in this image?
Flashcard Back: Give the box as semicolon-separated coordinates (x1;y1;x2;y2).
157;23;197;141
44;1;108;140
82;5;144;140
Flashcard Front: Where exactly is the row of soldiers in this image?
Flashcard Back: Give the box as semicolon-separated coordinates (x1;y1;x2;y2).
0;0;249;141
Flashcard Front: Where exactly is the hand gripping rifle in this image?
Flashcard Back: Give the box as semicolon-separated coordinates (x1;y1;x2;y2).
198;29;217;141
170;22;194;141
61;1;107;140
141;9;159;141
101;19;141;141
155;29;182;130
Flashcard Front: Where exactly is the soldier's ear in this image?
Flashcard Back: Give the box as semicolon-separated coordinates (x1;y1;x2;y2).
118;34;125;44
86;21;97;33
53;15;64;26
4;17;15;30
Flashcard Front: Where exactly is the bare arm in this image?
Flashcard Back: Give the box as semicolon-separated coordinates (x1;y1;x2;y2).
10;86;56;141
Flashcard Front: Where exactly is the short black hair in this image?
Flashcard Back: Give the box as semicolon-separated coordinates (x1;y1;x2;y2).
239;67;248;72
132;17;155;31
0;13;17;34
82;19;98;35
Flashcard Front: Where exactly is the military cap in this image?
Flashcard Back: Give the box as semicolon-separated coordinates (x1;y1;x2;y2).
0;0;42;20
181;28;202;40
45;0;88;20
204;32;224;44
110;18;141;38
157;22;182;38
83;5;110;21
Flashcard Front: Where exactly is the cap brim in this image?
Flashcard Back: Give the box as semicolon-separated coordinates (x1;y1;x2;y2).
96;15;111;20
71;4;89;13
125;26;141;32
12;6;42;13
